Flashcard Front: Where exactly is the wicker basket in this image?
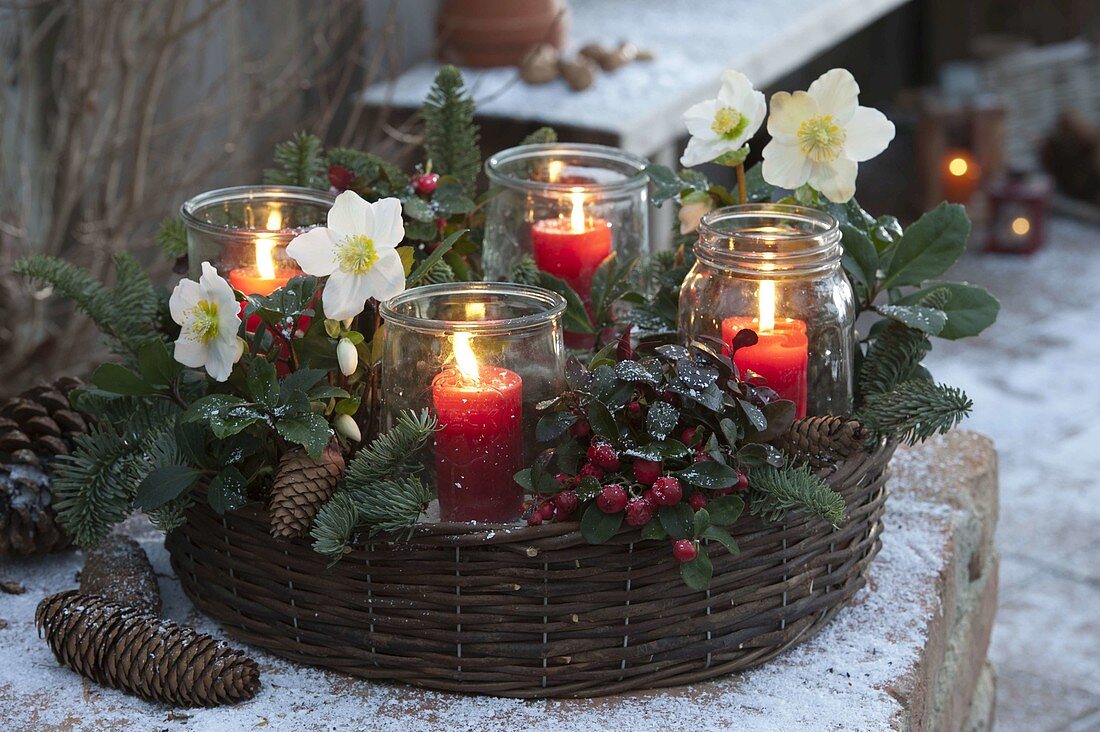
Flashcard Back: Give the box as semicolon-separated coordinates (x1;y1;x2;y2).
166;441;895;698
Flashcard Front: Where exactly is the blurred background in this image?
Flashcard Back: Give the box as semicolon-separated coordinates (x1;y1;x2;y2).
1;2;1097;729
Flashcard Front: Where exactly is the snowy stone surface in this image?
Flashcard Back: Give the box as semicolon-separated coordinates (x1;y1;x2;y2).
0;465;961;731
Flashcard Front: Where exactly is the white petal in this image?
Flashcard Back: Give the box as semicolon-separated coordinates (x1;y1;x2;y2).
680;136;729;167
204;336;240;382
321;271;371;321
682;99;720;140
716;70;754;108
809;158;858;203
761;140;812;190
173;337;206;368
807;68;858;123
286;227;339;276
843;105;895;162
743;89;768;139
362;249;406;303
328;190;373;237
369;197;405;248
767;91;818;141
169;278;202;326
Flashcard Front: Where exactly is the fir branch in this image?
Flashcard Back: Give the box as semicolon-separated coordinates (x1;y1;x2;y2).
858;324;932;401
859;379;972;445
52;428;142;547
422;66;480;197
326;147;405;191
345;409;439;484
109;253;160;340
147;493;194;533
510;255;541;286
748;464;847;527
156;216;188;259
311;477;433;558
521;126;558;145
310;491;359;558
15;255;114;331
264;131;326;188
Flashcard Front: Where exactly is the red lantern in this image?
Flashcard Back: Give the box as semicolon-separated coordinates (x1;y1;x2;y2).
940;148;982;203
984;171;1052;255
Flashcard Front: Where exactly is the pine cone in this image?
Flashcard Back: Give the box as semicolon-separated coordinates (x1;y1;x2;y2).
81;534;162;616
269;444;345;540
0;457;72;556
774;416;869;469
36;590;260;707
0;376;88;464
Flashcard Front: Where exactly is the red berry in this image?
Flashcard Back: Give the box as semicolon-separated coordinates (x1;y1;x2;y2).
672;539;698;563
413;172;440;196
688;493;708;511
327;165;355;191
597;484;628;514
570;419;591;437
661;390;681;407
633;459;662;486
680;427;697;444
539;502;556;520
626;401;644;420
578;462;604;481
734;471;749;491
643;487;658;505
693;452;711;463
625;497;655;526
587;441;621;472
552;490;578;517
527;512;543;526
555;472;575;487
651;476;683;506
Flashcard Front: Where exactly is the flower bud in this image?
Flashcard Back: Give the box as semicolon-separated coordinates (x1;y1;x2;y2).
337;337;358;375
678;192;715;235
334;413;361;442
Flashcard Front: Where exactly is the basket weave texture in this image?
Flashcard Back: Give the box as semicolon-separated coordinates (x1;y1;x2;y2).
166;442;895;698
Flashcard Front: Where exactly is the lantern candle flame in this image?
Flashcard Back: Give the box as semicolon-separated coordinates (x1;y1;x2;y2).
569;187;586;233
453;332;480;383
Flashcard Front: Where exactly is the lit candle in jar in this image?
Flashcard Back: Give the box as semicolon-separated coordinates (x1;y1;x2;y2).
432;332;524;522
721;273;809;418
531;186;612;302
941;149;981;204
228;208;301;296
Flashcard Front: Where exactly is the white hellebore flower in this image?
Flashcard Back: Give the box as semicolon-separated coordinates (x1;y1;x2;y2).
336;337;358;376
680;70;767;168
286;191;406;321
762;68;895;203
169;262;244;382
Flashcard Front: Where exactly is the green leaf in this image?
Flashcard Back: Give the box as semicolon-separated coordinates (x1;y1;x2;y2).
646;401;679;440
400;195;435;222
334;396;361;416
680;550;713;590
91;363;157;396
136;340;181;387
207;467;247;515
585;400;619;442
247;358;280;409
676;461;738;489
645;164;685;205
432;180;476;215
882;202;970;289
580;502;623;544
408;229;465;286
538;272;594;333
738;399;767;431
641;521;668;540
513;468;534;491
250;275;319;321
896;282;999;340
875;304;947;335
840;223;879;290
134;465;202;511
692;507;710;537
706;494;745;526
537;412;577;443
276;413;332;459
703;525;740;555
658;503;694;539
280;367;328;395
184;394;264;438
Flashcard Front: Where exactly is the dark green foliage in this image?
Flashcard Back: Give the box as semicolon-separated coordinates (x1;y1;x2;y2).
52;428;141;547
422;66;480;197
521;126;558;145
859;380;972;445
156;217;188;259
748;464;846;526
510;255;541;286
264;131;326;188
345;409;438;483
858;325;932;401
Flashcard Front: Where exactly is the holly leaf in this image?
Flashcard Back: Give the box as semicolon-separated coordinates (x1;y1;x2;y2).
680;550;713;591
580;503;623;544
676;461;738;489
882;202;970;288
646;401;679;440
207;466;247;515
276;413;331;459
134;465;202;511
896;282;1000;340
875;304;947;335
706;495;745;526
658;503;694;539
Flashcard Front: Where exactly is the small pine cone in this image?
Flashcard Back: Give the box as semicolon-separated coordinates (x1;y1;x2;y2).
81;534;162;616
0;377;89;461
36;590;260;707
774;416;869;469
269;444;345;540
0;457;72;557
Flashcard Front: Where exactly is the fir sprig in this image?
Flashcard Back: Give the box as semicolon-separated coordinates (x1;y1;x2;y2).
264;131;326;188
52;427;142;547
510;255;541;286
748;464;847;526
345;409;439;483
859;380;972;445
156;216;188;259
858;325;932;401
422;65;480;197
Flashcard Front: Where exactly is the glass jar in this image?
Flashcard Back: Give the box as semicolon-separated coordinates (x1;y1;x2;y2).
678;204;854;417
181;185;335;295
379;283;567;523
483;143;650;308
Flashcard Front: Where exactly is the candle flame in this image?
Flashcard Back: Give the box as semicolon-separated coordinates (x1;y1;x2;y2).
453;332;480;383
548;160;564;183
1011;217;1031;236
465;302;486;320
948;157;969;177
569;187;586;233
255;236;277;280
265;207;283;230
758;279;776;333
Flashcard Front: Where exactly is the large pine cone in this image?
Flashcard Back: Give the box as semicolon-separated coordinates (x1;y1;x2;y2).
774;415;869;469
36;590;260;707
0;458;72;556
269;444;345;540
0;376;88;465
81;535;162;616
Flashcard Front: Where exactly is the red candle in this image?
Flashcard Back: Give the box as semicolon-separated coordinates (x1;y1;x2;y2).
432;334;524;522
531;189;612;302
227;267;296;296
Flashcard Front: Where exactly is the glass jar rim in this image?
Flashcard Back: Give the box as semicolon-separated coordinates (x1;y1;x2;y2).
180;185;336;238
380;282;567;336
695;203;841;274
485;143;649;195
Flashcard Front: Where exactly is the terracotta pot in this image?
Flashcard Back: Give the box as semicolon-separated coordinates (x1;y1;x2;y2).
437;0;570;69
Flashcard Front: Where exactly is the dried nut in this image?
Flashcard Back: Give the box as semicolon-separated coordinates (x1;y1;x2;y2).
559;56;597;91
520;43;560;85
601;41;638;71
578;43;612;66
635;48;655;62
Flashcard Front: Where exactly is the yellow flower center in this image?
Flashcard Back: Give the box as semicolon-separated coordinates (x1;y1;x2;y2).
711;107;749;141
335;234;379;274
190;299;220;343
797;114;846;163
